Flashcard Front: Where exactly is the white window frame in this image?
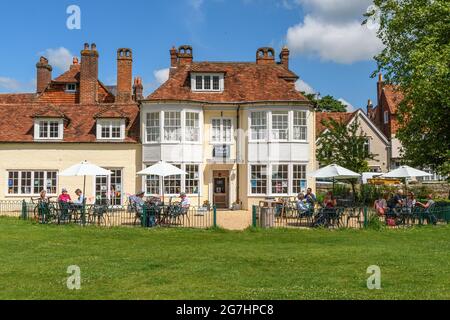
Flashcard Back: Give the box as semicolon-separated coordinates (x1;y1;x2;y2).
293;110;308;142
249;111;268;142
211;118;233;144
191;73;224;92
384;111;389;124
248;163;309;196
34;118;64;141
163;111;182;142
6;170;58;196
270;111;289;142
185;112;200;142
65;83;77;93
96;119;126;140
94;168;123;206
145;112;161;143
144;163;202;197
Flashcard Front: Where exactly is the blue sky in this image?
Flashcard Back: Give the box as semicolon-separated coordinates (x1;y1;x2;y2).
0;0;382;111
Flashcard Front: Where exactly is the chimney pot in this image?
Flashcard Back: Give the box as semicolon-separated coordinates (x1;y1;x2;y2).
279;46;290;68
177;45;193;66
256;47;276;65
133;76;144;101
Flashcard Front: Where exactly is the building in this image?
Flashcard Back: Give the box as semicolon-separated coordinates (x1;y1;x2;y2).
0;44;143;203
141;46;316;209
316;109;390;173
367;74;404;169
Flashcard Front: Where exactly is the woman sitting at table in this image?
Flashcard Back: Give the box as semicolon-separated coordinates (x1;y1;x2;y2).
39;189;49;203
374;194;388;216
58;188;72;203
323;192;337;208
405;192;417;213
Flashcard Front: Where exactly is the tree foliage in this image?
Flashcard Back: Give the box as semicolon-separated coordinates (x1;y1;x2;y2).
366;0;450;176
317;118;377;174
303;93;348;112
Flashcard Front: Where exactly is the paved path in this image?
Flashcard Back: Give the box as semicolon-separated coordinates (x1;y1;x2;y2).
216;210;252;230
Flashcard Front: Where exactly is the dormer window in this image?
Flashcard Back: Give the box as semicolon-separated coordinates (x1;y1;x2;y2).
34;118;64;141
96;119;125;140
65;83;77;93
191;73;224;92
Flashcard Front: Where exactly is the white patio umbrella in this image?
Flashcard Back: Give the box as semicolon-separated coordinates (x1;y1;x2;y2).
309;164;361;180
59;161;112;202
309;164;361;193
137;161;187;204
381;165;432;190
381;166;433;179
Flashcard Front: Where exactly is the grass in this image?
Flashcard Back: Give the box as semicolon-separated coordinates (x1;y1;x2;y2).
0;217;449;300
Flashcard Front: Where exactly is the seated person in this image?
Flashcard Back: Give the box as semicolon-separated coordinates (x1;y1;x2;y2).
393;189;405;208
405;192;417;213
296;193;310;215
58;188;72;203
323;192;337;208
39;189;49;203
72;189;86;207
180;192;191;210
374;194;388;216
305;188;317;206
130;191;145;213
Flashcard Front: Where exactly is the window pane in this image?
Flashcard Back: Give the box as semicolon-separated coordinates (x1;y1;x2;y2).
8;172;19;194
196;76;203;90
146;113;160;142
49;121;59;138
250;112;267;140
110;169;122;206
146;174;160;195
164;164;182;194
250;165;267;194
185;112;200;142
111;121;122;138
33;171;45;194
212;119;221;143
185;164;200;194
204;76;211;90
21;172;32;195
164;112;181;141
223;119;232;142
46;171;57;194
272;165;288;194
271;112;289;140
213;76;220;90
293;111;307;140
39;121;48;138
292;165;306;194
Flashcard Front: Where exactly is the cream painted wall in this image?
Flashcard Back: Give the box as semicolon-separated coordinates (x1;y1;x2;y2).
0;143;142;202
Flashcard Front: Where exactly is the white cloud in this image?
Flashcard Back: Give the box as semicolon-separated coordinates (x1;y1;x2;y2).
285;0;384;64
338;98;356;112
0;77;34;92
153;68;170;85
295;79;315;94
43;47;73;71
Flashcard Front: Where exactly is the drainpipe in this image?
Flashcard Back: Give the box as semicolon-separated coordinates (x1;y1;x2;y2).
236;105;241;207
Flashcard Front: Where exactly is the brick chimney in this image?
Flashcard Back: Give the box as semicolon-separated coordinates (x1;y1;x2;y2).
80;43;99;104
36;57;52;94
256;47;275;65
367;99;374;117
133;76;143;101
377;73;384;106
116;48;133;103
279;46;290;68
177;45;193;66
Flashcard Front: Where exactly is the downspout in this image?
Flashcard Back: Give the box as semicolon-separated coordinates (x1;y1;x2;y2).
236;104;241;207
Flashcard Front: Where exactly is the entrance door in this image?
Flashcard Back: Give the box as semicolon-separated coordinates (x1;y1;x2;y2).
213;176;228;209
95;169;123;206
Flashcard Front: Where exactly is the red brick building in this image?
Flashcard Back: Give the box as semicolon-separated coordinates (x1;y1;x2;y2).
0;43;143;203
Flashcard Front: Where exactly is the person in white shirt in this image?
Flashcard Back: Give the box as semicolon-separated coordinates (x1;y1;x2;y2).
297;193;309;214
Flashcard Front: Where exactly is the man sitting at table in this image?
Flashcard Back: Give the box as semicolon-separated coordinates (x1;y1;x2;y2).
297;193;310;215
417;193;437;225
305;188;317;206
180;192;191;210
130;191;145;213
72;189;86;207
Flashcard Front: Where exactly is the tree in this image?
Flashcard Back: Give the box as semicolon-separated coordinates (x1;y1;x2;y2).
317;118;377;195
302;93;348;112
366;0;450;177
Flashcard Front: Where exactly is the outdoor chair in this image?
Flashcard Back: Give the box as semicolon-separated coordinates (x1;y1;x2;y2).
56;201;72;225
88;200;109;226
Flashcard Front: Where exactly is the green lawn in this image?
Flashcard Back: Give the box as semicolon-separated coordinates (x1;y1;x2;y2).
0;217;449;300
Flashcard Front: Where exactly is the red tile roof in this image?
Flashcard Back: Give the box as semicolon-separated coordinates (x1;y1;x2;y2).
0;93;36;104
53;65;81;83
0;103;139;143
316;112;356;136
382;85;404;114
147;62;308;103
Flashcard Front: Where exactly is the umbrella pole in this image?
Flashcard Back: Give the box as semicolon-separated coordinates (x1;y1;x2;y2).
82;175;86;226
